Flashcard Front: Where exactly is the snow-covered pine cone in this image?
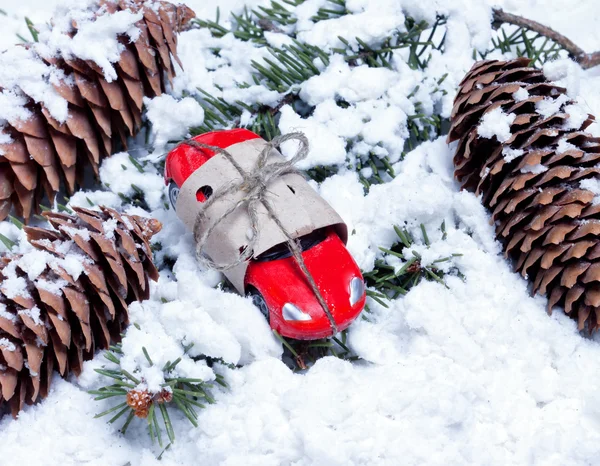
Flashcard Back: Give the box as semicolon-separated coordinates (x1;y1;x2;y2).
0;0;195;221
0;206;161;417
448;57;600;331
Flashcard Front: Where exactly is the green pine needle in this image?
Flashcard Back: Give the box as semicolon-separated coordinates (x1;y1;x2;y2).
8;215;24;230
0;233;16;250
142;347;154;366
108;406;130;424
94;401;128;419
120;410;136;434
159;403;175;444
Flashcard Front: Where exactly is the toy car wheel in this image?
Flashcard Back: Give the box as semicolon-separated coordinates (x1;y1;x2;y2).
168;181;180;209
248;289;270;323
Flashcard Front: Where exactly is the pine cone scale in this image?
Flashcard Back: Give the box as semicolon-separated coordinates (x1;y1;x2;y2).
0;369;18;401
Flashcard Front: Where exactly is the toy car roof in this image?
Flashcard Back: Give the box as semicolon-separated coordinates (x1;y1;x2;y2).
165;129;261;186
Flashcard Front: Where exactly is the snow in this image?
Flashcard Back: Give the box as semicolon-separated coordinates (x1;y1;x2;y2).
477;107;516;142
563;103;590;130
144;95;206;151
18;306;43;326
0;338;16;352
502;147;524;163
535;93;570;118
520;164;548;175
98;152;166;211
4;0;600;464
513;87;529;102
579;178;600;205
543;58;581;98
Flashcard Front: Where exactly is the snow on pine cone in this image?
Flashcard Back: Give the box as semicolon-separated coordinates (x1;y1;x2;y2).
448;57;600;332
0;206;161;417
0;0;195;222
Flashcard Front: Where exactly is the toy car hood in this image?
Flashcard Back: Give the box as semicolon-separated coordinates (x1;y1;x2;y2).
174;137;348;293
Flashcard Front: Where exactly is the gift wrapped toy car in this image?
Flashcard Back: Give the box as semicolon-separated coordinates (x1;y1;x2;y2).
165;129;366;340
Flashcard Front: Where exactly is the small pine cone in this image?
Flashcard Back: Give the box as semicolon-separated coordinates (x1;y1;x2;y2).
0;206;161;417
448;58;600;331
0;0;195;221
126;388;153;418
155;388;173;404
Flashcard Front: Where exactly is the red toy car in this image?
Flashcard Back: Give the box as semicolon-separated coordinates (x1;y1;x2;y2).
165;129;366;340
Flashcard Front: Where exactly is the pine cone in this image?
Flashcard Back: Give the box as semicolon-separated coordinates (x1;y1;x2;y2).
0;206;161;417
449;57;600;331
0;0;195;221
126;388;153;418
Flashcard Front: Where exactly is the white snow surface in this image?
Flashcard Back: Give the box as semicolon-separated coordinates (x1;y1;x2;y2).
3;0;600;465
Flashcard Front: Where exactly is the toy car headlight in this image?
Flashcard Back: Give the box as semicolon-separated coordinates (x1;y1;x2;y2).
349;277;365;306
282;303;312;321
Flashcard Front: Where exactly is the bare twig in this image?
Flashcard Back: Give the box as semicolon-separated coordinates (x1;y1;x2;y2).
492;8;600;69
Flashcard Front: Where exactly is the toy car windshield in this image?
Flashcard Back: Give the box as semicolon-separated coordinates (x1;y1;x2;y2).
255;228;327;262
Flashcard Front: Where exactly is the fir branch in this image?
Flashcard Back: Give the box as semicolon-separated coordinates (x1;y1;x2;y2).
92;344;222;448
192;4;447;185
362;224;463;304
311;0;347;22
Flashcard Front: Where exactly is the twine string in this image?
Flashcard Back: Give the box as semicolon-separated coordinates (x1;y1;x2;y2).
180;132;338;334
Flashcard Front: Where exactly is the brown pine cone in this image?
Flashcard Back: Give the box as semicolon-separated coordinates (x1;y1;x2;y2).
449;57;600;332
0;0;195;221
0;206;161;417
126;388;153;418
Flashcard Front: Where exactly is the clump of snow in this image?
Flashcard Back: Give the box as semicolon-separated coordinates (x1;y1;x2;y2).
67;190;122;211
0;46;68;122
513;87;529;102
144;95;206;151
543;58;581;98
536;93;570;118
102;217;118;241
0;338;16;352
0;303;16;322
563;103;589;130
278;104;348;169
59;252;87;281
0;89;32;126
580;178;600;205
34;278;67;296
502;146;524;163
18;306;43;326
0;263;31;300
521;163;548;174
300;56;397;106
556;137;578;154
98;152;166;211
12;249;51;281
477;107;516;142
